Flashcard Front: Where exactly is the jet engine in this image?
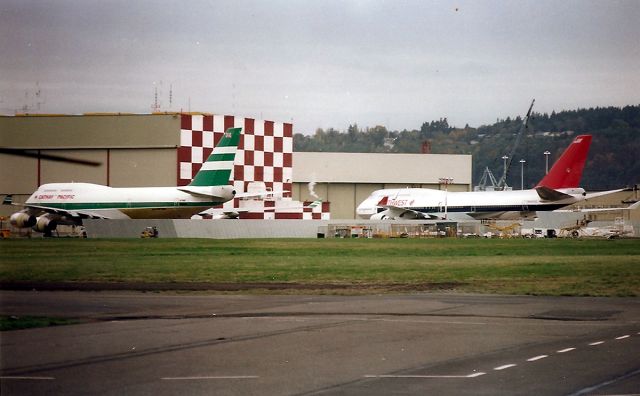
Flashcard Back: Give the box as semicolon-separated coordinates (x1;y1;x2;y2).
33;215;58;234
9;212;36;228
370;210;391;220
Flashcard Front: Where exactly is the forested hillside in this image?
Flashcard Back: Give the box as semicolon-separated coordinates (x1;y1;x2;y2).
294;105;639;190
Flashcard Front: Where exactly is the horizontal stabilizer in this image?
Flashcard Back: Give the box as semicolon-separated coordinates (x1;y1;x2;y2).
535;186;573;201
584;188;627;200
178;187;235;205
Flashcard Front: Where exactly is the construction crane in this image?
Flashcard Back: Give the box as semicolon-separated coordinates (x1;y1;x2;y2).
495;99;535;190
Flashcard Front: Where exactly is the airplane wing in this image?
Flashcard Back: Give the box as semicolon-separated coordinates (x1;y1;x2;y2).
13;203;114;219
235;190;289;199
261;199;323;211
198;200;322;219
376;196;439;219
5;195;117;220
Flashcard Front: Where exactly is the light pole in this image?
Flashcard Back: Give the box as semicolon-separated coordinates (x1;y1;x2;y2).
501;155;508;172
519;159;526;190
501;155;509;189
439;177;453;219
544;151;550;174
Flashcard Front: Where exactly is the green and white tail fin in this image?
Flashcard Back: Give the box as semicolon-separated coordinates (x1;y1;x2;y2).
188;127;242;187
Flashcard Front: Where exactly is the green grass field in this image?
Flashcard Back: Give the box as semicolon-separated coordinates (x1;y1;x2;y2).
1;238;639;296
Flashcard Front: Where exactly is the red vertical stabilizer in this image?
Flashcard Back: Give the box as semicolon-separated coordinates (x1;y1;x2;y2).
536;135;592;189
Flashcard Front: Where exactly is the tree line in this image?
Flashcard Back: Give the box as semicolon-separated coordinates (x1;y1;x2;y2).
293;105;640;190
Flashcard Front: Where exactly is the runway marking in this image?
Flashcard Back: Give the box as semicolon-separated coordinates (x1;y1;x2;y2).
0;376;55;380
364;373;485;379
588;341;605;346
493;364;517;371
557;347;576;353
161;376;259;380
615;335;630;340
526;355;548;362
364;375;467;378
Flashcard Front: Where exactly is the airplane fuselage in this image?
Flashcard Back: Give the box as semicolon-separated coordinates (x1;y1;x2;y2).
357;187;586;220
25;182;234;219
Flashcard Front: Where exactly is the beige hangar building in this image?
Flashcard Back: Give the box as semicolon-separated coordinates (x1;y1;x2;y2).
0;113;472;220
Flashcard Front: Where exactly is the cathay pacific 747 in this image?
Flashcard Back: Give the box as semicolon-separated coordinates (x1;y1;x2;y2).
9;127;243;234
357;135;624;221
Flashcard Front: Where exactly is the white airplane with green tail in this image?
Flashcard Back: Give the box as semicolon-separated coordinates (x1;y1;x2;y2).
8;127;243;234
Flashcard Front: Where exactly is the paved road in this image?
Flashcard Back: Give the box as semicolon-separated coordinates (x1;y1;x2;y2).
1;291;639;395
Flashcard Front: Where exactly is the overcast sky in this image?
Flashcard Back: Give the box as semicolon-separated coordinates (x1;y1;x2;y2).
1;0;639;134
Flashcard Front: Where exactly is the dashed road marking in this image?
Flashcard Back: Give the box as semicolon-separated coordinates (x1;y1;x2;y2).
364;372;486;379
494;364;517;371
365;375;468;378
161;376;259;380
366;329;639;384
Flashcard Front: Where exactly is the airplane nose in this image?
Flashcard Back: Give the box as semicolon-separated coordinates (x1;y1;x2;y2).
356;199;374;217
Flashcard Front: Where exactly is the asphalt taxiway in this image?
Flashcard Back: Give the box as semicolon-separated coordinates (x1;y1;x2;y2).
1;291;639;395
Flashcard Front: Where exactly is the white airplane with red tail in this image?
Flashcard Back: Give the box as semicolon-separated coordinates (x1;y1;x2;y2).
357;135;625;221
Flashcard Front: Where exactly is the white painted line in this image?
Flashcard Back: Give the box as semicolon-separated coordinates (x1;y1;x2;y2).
161;376;259;380
364;372;487;379
364;375;471;378
494;364;517;371
0;376;55;380
589;341;605;346
527;355;548;362
615;335;630;340
557;347;576;353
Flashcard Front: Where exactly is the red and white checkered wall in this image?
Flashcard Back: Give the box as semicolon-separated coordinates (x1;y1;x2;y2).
177;113;330;219
178;114;293;193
